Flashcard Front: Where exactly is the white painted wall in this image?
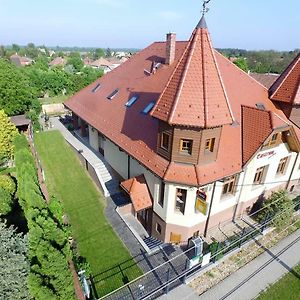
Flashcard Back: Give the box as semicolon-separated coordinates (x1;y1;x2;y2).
130;158;161;203
239;143;297;203
88;125;99;151
104;139;128;179
160;142;299;229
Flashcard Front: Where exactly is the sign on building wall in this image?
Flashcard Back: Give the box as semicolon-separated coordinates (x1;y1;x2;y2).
195;190;208;215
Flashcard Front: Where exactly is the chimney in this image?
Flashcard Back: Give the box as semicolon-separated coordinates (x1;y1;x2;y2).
166;32;176;65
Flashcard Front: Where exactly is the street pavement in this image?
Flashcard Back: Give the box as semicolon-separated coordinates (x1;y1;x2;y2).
160;229;300;300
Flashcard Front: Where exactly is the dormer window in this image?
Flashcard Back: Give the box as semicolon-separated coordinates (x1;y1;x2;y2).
180;139;192;155
205;138;215;153
161;132;170;151
269;133;278;146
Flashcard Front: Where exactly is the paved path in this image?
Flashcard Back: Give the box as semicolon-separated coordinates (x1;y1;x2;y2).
161;229;300;300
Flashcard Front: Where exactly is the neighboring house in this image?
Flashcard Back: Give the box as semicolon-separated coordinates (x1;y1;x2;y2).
10;54;34;67
90;57;113;73
83;57;93;66
10;114;31;134
250;72;280;89
65;15;300;244
49;57;66;67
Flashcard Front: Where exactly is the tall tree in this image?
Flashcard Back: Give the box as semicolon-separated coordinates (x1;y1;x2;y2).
67;52;83;72
0;221;29;299
0;110;18;162
0;59;38;116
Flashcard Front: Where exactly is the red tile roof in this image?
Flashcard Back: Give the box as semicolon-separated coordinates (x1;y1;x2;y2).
120;175;153;211
269;53;300;104
151;17;233;128
250;73;279;89
242;106;273;164
65;17;300;187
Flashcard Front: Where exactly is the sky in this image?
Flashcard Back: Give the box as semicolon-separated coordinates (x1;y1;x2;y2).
0;0;299;50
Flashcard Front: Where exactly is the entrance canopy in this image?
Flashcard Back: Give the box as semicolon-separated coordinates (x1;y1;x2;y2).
120;175;153;212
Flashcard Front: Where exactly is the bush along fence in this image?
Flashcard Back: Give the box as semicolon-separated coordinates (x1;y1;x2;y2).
100;195;300;300
14;134;76;300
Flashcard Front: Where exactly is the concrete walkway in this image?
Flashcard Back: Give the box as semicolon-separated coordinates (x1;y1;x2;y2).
160;229;300;300
47;117;119;197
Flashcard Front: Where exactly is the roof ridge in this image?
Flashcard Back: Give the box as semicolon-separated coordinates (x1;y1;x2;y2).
169;30;199;123
151;37;193;120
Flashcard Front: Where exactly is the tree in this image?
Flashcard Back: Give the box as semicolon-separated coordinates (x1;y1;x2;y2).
106;47;112;57
0;187;13;216
0;110;18;161
0;59;38;116
255;190;294;229
0;175;16;195
67;52;83;72
93;48;105;59
12;43;20;53
0;221;29;299
233;58;249;72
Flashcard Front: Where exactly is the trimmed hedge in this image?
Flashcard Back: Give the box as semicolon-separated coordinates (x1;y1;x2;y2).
14;135;75;300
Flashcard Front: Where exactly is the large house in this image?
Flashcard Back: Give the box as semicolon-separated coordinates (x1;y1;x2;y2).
65;15;300;244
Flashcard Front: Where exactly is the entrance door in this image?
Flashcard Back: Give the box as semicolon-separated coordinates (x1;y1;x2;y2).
137;209;151;234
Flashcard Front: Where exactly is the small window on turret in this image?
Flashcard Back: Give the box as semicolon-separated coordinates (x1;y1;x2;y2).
180;139;192;155
161;132;170;151
205;138;215;153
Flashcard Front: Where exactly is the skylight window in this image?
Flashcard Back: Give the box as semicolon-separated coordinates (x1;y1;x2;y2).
107;89;119;100
91;83;101;93
142;101;155;115
256;103;265;110
125;96;139;107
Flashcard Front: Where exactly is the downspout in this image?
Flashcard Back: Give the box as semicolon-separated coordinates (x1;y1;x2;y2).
285;152;299;190
127;155;131;179
233;171;246;221
203;181;217;237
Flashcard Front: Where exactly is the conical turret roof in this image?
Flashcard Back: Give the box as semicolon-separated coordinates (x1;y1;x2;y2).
151;16;233;128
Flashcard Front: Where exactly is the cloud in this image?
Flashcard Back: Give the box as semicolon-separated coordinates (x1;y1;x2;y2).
157;11;182;21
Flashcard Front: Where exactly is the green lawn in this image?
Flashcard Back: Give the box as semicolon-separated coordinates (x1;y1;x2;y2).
34;131;141;297
257;263;300;300
39;94;69;105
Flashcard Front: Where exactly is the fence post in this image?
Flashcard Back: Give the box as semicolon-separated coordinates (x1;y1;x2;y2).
239;228;245;248
182;258;189;283
165;268;171;294
212;242;219;263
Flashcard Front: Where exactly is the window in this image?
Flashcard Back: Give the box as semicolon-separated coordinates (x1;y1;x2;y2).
107;89;119;100
91;83;101;93
156;223;162;234
142;101;155;114
269;133;278;146
277;157;288;175
180;139;193;155
205;138;215;153
253;166;266;184
158;182;165;207
222;175;237;195
161;132;170;151
175;188;187;214
125;95;139;107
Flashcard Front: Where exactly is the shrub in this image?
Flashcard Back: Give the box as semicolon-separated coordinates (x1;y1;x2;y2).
14;134;75;299
0;174;16;195
255;190;294;229
0;187;13;216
